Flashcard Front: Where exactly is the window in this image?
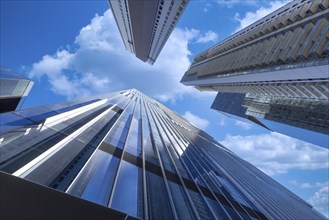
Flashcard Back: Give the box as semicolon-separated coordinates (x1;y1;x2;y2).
111;161;144;218
68;150;120;206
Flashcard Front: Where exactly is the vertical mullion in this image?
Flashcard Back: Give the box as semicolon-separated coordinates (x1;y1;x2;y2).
165;118;232;220
155;108;220;220
107;92;137;207
143;101;179;220
192;132;260;219
150;105;201;220
180;129;250;220
193;139;257;219
179;127;246;219
137;93;149;220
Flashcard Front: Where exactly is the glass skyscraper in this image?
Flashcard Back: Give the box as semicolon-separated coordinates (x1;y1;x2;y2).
0;89;325;219
211;92;329;148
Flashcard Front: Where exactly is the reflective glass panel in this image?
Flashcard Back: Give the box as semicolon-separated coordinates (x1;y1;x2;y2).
111;161;143;218
68;150;119;206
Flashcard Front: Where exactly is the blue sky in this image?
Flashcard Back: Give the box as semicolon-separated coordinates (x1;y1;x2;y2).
1;0;328;217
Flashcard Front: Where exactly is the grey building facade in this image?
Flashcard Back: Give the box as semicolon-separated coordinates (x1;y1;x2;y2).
181;0;329;147
109;0;189;64
211;92;329;148
0;66;33;113
0;89;325;219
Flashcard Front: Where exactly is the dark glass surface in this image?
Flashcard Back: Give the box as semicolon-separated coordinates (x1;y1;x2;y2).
146;171;174;220
111;161;143;218
0;97;21;113
81;151;119;205
0;112;36;131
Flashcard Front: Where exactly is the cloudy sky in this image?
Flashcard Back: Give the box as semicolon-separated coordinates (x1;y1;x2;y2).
1;0;328;217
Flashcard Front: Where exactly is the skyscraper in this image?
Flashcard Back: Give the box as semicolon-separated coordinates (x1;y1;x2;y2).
0;66;33;113
109;0;189;64
211;92;329;148
0;89;325;219
181;0;329;146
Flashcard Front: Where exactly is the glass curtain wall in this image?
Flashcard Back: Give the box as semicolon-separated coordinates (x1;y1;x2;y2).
0;89;325;220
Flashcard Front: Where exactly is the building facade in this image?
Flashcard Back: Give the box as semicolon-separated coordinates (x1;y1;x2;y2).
0;66;33;113
109;0;189;64
181;0;329;146
0;89;325;219
211;92;329;148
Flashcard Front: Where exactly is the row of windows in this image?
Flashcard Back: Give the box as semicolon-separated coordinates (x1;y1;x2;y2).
212;79;329;100
193;0;328;64
187;16;329;78
149;0;188;62
115;1;134;52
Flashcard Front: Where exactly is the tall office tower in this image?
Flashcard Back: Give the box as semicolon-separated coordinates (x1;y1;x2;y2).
109;0;189;64
181;0;329;146
0;66;33;113
211;92;329;148
0;89;325;219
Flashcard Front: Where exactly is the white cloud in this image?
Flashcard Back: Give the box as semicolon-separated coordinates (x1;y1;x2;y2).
220;132;329;176
219;117;226;127
29;50;73;79
235;120;252;130
28;51;93;98
182;111;209;130
315;181;329;188
304;181;329;189
196;31;218;44
309;182;329;218
233;0;290;32
289;180;329;190
27;9;213;102
288;179;298;186
203;3;212;12
300;182;313;189
216;0;258;8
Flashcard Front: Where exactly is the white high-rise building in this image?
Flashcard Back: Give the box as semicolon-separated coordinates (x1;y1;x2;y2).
181;0;328;97
109;0;189;64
